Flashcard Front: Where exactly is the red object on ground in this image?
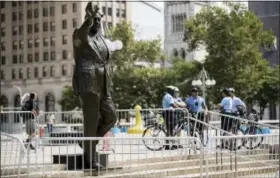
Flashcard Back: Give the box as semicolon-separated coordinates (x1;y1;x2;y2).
39;127;44;137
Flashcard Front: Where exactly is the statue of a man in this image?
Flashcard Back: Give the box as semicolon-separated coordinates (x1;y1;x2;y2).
72;2;117;169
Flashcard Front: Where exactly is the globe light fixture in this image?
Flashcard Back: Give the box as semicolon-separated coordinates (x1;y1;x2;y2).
196;80;202;86
205;79;212;86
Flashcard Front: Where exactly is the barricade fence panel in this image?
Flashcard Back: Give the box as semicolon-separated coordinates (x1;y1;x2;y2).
19;136;204;178
205;134;279;178
1;132;26;178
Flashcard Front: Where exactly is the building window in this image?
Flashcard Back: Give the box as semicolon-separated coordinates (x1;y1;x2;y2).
50;6;55;16
102;6;106;15
62;50;68;59
50;66;55;77
34;23;39;32
1;42;5;51
14;94;21;119
0;70;4;80
181;48;186;59
62;35;67;44
13;41;18;50
121;10;126;18
43;7;48;17
12;12;17;21
108;22;112;29
61;65;67;76
19;26;23;35
35;39;39;47
116;9;120;17
51;51;56;61
0;2;5;9
19;69;23;79
72;3;77;12
173;49;178;57
0;95;9;122
19;40;24;49
28;54;33;63
43;38;48;46
28;40;33;48
62;20;67;29
26;68;30;79
1;28;5;36
19;12;23;21
27;10;32;19
34;8;39;18
12;26;17;35
50;37;55;46
43;22;48;32
50;22;55;31
42;67;47;77
44;52;49;61
34;67;38;78
72;18;77;28
172;13;187;33
12;69;16;79
45;93;55;112
108;7;112;16
61;4;67;14
1;56;6;65
12;55;17;64
19;55;23;63
28;24;33;34
12;1;17;7
34;52;39;62
1;13;5;22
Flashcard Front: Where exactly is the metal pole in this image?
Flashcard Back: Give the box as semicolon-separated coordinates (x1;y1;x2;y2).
201;67;206;99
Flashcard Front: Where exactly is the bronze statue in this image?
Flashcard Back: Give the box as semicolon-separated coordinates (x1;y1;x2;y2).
72;2;118;169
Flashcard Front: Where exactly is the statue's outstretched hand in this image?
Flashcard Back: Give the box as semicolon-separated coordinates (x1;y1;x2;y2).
85;2;101;18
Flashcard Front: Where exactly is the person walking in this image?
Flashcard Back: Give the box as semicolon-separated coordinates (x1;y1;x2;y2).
47;114;55;133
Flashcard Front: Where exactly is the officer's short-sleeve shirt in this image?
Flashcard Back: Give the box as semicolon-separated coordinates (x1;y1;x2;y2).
232;96;246;112
220;97;233;113
185;96;205;112
162;93;174;109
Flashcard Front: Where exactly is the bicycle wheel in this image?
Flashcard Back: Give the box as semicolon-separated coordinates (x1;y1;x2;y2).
243;127;264;150
222;129;245;151
142;125;167;151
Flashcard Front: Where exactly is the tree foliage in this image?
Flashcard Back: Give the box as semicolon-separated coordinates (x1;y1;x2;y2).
184;3;275;103
58;86;80;111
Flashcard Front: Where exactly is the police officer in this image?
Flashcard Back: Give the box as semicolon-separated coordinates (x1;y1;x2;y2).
162;86;181;150
185;87;208;135
229;88;246;117
217;88;233;132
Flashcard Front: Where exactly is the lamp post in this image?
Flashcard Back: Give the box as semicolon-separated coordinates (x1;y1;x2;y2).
191;66;216;99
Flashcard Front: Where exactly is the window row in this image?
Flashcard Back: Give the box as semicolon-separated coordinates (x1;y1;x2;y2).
0;65;68;81
173;48;186;59
1;36;68;51
172;13;187;33
0;3;77;22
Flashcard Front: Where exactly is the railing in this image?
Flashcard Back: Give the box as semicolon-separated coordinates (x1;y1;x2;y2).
1;132;26;178
206;134;279;177
10;136;204;178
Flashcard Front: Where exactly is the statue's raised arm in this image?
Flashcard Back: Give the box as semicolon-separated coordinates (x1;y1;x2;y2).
73;2;103;40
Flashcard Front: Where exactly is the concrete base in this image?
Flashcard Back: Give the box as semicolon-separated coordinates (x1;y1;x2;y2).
53;152;109;170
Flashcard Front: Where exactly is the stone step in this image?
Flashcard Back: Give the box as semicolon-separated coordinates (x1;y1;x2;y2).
168;166;279;178
111;149;269;166
94;160;279;178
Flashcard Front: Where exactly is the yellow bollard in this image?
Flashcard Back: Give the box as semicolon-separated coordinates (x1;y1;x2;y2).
127;105;145;134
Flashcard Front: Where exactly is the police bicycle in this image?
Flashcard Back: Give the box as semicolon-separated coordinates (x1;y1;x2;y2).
142;110;209;151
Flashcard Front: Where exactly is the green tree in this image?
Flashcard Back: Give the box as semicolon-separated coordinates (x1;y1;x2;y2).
58;86;80;111
184;2;275;103
251;65;280;115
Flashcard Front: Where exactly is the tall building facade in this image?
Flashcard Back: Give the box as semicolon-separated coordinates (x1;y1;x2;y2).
249;2;280;120
249;1;279;66
164;1;209;64
0;1;129;111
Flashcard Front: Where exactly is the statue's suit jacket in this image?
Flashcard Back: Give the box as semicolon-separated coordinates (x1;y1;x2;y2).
72;18;113;96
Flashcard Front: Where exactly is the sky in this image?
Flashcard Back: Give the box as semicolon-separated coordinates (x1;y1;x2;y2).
154;2;164;8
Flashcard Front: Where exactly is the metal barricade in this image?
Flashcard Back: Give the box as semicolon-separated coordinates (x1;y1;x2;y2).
1;132;26;178
206;134;279;178
22;136;204;178
0;111;37;138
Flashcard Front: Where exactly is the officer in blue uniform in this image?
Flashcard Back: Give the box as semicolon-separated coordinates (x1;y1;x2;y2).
162;86;182;150
229;88;246;116
185;87;208;135
217;88;233;132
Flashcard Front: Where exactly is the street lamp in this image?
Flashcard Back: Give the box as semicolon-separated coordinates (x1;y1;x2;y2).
191;66;215;99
